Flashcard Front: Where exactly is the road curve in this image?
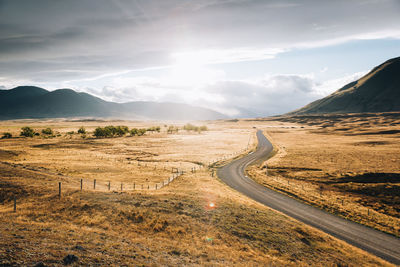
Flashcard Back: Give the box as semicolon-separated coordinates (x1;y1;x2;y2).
217;130;400;265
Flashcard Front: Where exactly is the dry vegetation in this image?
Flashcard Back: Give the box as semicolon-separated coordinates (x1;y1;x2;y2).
248;112;400;237
0;118;393;266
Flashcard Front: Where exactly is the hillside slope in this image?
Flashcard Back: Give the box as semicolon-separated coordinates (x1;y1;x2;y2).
290;57;400;114
0;86;225;120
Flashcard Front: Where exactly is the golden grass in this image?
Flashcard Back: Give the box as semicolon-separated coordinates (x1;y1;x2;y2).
248;113;400;236
0;118;393;266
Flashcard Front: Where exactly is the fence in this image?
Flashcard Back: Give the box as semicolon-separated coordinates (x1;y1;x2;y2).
9;131;258;213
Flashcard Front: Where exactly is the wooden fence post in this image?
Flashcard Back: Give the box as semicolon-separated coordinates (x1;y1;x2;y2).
80;179;83;191
121;183;123;191
156;184;158;190
59;182;61;199
13;196;16;212
94;179;96;190
108;181;110;191
134;182;135;190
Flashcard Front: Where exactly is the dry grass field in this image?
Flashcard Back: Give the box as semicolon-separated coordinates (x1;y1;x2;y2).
0;118;393;266
248;112;400;237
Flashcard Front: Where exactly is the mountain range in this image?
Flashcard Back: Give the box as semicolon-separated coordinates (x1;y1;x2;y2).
0;86;226;120
290;56;400;115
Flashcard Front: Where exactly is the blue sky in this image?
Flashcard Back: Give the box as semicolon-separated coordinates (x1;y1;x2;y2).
1;0;399;117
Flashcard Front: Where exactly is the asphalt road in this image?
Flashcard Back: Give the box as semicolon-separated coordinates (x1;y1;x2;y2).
217;130;400;265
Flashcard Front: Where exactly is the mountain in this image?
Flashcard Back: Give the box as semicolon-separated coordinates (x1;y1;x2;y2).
290;57;400;115
0;86;226;120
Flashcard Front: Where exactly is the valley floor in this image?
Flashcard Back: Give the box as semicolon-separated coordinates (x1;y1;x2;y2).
0;117;396;266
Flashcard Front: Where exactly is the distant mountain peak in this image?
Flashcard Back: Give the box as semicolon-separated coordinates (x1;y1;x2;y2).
289;56;400;115
0;86;226;120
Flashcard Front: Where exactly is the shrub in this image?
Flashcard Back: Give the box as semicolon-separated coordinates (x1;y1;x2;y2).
115;126;129;136
137;128;147;136
94;125;130;138
167;125;179;134
20;127;35;137
94;127;107;138
41;128;53;135
130;128;138;136
67;131;75;135
1;132;12;139
130;128;146;136
147;126;161;133
77;127;86;134
183;123;208;133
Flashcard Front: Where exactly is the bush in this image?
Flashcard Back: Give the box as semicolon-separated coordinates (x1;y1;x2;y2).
94;125;130;138
41;128;53;135
183;123;208;133
77;127;86;134
130;128;147;136
67;131;75;135
1;132;12;139
115;126;129;136
94;127;107;138
167;125;179;134
147;126;161;133
137;128;147;136
130;128;138;136
20;127;35;137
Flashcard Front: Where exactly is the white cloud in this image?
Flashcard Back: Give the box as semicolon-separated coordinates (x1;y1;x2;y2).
1;0;398;117
74;71;363;117
313;71;367;96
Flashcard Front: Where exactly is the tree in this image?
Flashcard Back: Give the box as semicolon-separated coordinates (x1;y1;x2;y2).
183;123;208;133
137;128;147;136
1;132;12;139
115;126;129;136
146;126;161;133
130;128;138;136
167;125;179;134
41;128;53;135
20;127;35;137
93;127;106;138
77;127;86;134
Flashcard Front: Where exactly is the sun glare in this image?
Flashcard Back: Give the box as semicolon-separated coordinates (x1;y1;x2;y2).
168;51;224;87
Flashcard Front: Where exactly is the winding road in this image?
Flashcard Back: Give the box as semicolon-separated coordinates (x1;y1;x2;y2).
217;130;400;265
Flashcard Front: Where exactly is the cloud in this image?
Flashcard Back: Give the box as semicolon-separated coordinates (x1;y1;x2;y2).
196;72;366;117
0;0;399;117
313;71;367;96
200;75;318;116
0;0;399;82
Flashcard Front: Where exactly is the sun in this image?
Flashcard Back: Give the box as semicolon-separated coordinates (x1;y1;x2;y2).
168;50;227;87
168;51;208;86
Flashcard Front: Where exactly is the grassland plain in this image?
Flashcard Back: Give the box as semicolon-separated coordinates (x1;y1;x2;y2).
0;119;392;266
248;113;400;237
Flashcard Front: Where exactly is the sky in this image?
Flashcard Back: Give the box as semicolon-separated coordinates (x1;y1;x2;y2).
1;0;400;117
